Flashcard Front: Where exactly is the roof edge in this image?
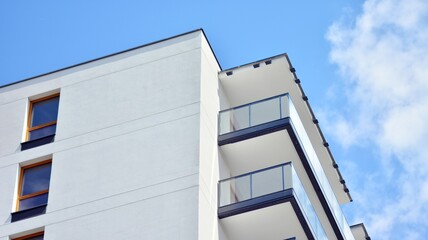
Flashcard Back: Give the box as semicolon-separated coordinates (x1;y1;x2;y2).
1;28;213;89
284;54;353;202
220;53;288;73
199;29;222;71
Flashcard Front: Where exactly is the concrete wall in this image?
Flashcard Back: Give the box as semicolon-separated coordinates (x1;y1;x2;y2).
0;31;205;239
197;34;223;240
0;100;27;157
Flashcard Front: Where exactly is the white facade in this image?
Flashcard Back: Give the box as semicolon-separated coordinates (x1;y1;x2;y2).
0;30;369;240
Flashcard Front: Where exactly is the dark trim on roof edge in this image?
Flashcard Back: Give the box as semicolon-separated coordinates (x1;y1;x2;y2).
220;53;289;73
200;29;222;71
1;28;222;89
283;54;353;202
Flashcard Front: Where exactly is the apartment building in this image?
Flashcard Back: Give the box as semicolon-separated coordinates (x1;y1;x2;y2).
0;29;370;240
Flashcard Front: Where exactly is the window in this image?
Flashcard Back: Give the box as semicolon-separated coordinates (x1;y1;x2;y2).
17;160;52;211
27;94;59;141
13;232;44;240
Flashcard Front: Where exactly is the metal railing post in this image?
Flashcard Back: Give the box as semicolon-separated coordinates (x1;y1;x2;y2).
250;174;253;199
248;105;251;127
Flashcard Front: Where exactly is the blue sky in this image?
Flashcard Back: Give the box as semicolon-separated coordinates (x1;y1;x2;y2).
1;1;427;239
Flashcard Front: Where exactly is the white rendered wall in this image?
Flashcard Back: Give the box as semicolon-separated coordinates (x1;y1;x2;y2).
197;34;223;240
0;31;206;239
0;100;27;157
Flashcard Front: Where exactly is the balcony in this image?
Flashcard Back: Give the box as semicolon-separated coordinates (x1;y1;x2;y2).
218;94;354;240
218;94;290;145
218;162;327;240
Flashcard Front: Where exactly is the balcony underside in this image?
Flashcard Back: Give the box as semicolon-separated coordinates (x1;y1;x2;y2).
219;189;294;219
220;198;312;240
218;55;293;108
219;123;299;177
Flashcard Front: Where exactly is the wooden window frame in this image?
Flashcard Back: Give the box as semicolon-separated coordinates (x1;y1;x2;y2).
26;93;60;141
13;231;44;240
16;160;52;211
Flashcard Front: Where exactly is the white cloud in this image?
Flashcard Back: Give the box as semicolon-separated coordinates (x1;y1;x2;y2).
326;0;428;239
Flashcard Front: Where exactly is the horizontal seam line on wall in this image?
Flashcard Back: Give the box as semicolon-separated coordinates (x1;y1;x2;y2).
0;183;199;237
0;101;200;163
0;108;200;169
0;46;202;106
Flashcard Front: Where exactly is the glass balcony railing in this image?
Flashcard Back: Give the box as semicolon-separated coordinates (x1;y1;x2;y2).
218;94;355;240
288;99;355;240
218;94;290;135
219;163;328;240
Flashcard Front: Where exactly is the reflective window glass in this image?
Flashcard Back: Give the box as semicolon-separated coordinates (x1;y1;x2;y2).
28;125;56;141
19;193;49;211
21;163;51;195
29;236;44;240
18;161;52;211
27;94;59;141
30;96;59;127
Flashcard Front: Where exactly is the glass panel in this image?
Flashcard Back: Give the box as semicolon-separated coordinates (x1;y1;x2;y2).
232;175;251;203
19;193;48;211
280;95;289;118
21;163;52;195
251;98;280;126
292;167;328;240
288;99;354;239
251;167;283;198
283;164;293;189
231;106;249;131
218;94;290;135
219;180;232;207
28;124;56;140
219;110;232;135
219;175;251;206
15;234;45;240
30;96;59;127
27;235;44;240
